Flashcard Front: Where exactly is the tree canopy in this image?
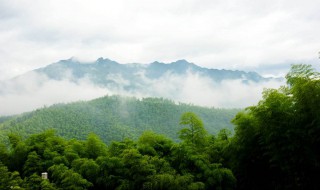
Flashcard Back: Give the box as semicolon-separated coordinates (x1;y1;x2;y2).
228;64;320;189
0;116;235;190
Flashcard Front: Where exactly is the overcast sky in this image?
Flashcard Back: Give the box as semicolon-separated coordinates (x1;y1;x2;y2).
0;0;319;80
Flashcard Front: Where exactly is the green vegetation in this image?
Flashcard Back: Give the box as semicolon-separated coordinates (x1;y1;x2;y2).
0;114;235;190
226;64;320;189
0;97;238;144
0;64;319;189
0;115;13;124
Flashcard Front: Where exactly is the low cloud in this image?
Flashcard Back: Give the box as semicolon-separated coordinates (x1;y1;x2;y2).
0;72;110;115
0;70;284;115
140;71;284;108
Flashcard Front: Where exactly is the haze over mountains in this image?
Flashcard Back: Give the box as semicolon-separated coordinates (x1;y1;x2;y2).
0;58;283;115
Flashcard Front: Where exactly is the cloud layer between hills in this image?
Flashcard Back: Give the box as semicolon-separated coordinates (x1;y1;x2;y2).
0;70;283;115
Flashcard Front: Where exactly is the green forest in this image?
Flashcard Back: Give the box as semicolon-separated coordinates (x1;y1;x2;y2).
0;96;238;144
0;64;319;190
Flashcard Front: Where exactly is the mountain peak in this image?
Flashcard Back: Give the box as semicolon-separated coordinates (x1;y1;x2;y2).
171;59;196;67
96;57;104;62
95;57;119;65
150;59;191;66
150;61;163;65
168;59;198;71
57;57;79;66
173;59;190;64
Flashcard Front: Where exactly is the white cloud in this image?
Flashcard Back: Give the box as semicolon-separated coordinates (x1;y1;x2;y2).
142;71;284;108
0;72;110;115
0;0;319;80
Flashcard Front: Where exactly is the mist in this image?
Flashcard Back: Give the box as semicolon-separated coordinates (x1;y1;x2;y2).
0;72;109;115
0;70;284;116
138;71;284;108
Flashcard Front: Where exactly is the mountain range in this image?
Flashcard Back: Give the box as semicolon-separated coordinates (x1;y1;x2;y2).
0;58;283;115
35;57;276;86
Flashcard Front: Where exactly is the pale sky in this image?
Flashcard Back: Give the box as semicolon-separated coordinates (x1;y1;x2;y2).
0;0;319;80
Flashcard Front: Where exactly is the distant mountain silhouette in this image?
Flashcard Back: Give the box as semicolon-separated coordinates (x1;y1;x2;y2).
35;58;277;88
0;58;283;114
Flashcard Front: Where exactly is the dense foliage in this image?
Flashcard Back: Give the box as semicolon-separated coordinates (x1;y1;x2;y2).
0;97;238;144
1;64;319;190
227;64;320;189
0;112;235;190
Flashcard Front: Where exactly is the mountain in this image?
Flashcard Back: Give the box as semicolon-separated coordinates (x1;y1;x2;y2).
36;57;273;86
0;95;239;144
0;58;284;115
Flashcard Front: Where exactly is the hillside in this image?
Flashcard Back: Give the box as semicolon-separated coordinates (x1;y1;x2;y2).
0;95;239;144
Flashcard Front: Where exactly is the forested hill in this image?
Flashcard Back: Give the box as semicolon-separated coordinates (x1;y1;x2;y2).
0;96;239;143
